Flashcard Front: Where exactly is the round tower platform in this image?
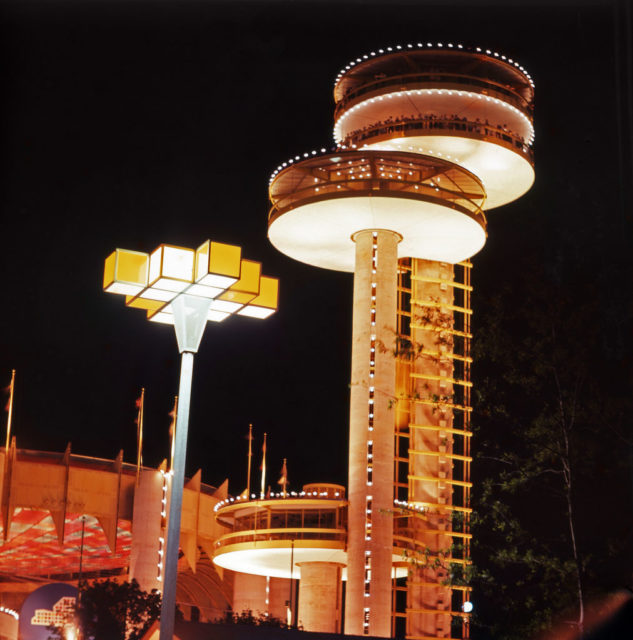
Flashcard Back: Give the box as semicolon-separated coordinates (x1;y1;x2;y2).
333;45;534;208
268;149;486;271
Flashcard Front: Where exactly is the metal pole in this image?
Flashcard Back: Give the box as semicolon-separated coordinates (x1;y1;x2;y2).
76;516;86;639
246;423;253;497
289;539;294;627
78;516;86;587
5;369;15;452
159;350;195;640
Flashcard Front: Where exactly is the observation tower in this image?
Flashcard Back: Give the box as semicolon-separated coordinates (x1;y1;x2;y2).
268;43;534;639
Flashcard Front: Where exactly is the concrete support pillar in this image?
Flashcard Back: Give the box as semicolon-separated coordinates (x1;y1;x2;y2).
129;469;165;594
345;229;400;637
407;258;455;639
0;611;17;640
296;562;343;633
232;573;267;617
269;577;293;623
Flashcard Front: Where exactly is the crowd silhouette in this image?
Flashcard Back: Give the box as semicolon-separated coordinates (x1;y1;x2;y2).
344;113;530;154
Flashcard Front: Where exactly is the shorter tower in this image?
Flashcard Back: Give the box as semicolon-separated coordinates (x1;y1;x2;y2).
213;484;348;633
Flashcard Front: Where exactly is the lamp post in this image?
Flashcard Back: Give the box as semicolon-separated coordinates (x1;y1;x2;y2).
104;240;279;640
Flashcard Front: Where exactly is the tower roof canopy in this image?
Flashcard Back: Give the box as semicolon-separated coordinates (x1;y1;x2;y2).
268;150;486;272
334;47;534;111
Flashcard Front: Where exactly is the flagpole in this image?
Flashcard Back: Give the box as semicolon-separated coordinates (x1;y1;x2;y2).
260;432;267;498
246;423;253;497
136;388;145;486
5;370;15;452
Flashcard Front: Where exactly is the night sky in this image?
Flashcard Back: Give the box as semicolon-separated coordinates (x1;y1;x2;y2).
0;0;629;500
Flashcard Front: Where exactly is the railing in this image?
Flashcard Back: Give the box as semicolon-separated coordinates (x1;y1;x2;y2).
213;527;347;552
343;117;533;163
268;150;486;230
335;71;533;118
214;489;347;512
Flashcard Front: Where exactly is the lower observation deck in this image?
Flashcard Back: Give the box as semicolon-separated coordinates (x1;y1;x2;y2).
268;150;487;271
212;484;348;579
212;484;411;579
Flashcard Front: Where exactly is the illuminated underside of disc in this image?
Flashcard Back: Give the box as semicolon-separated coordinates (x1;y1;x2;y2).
213;546;407;580
268;195;486;272
365;136;534;209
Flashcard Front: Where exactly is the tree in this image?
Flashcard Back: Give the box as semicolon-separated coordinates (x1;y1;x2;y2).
470;253;633;639
49;579;162;640
213;609;291;628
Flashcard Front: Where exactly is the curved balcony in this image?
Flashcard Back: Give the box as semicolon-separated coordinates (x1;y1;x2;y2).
214;527;347;554
213;494;435;580
334;50;534;119
212;489;348;579
268;149;487;271
269;150;485;225
344;117;533;165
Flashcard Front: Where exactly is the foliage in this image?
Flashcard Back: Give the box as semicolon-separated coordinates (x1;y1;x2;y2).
49;578;162;640
214;609;291;628
470;252;633;640
403;541;474;588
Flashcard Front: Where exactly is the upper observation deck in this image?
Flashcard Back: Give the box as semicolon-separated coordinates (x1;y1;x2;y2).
332;45;535;208
334;45;533;122
268;149;486;272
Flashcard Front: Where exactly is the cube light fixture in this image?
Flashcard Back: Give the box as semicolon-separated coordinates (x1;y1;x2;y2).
103;240;279;325
104;238;279;640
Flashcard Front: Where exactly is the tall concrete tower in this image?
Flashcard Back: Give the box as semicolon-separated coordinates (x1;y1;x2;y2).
268;43;534;638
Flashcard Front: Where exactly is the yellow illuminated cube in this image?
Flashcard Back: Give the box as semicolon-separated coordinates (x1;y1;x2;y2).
103;249;149;296
238;276;279;318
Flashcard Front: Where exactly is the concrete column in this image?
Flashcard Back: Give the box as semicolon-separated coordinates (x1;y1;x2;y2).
232;573;268;617
296;562;343;633
407;258;455;639
129;469;165;594
345;229;400;637
269;577;293;623
0;611;17;640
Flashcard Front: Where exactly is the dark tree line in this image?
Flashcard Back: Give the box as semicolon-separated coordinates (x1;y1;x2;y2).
470;226;633;639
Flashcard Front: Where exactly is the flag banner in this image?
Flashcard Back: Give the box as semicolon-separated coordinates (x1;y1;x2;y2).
278;458;288;485
278;458;288;497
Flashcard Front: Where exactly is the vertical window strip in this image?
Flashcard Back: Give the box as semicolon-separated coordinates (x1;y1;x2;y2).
363;232;379;635
157;469;169;584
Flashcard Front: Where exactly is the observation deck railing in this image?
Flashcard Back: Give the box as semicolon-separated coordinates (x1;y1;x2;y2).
335;71;533;119
269;150;487;230
344;117;533;163
213;527;347;554
214;488;346;512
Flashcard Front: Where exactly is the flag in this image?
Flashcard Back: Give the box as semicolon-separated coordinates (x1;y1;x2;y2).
278;458;288;496
260;433;267;497
3;370;14;413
